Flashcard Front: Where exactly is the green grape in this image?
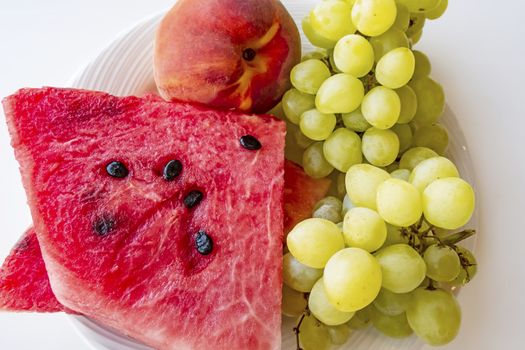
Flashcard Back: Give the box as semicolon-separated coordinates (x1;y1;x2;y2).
375;244;426;293
291;59;331;95
343;207;387;252
369;28;409;62
391;123;413;153
302;16;337;49
392;2;410;31
303;142;335;178
283;252;324;293
285;124;305;164
345;164;391;210
413;123;449;154
300;109;336;141
390;168;410;181
323;128;362;172
406;13;426;38
406;288;461;346
426;0;448;20
399;146;438;170
316;73;365;114
293;126;315;149
423;244;461;282
362;127;400;167
383;224;408;247
423;178;475;229
342;194;356;217
333;34;375;77
282;284;307;317
397;0;440;13
371;307;413;338
452;246;478;285
376;48;415;89
299;313;332;350
328;50;342;74
311;0;356;42
309;278;356;325
395;85;418;124
287;218;345;268
351;0;397;37
342;109;372;132
409;156;459;192
324;248;382;312
361;86;401;129
327;323;352;345
373;288;411;316
282;89;316;125
313;196;344;223
412;50;432;79
410;29;423;46
377;178;422;227
348;305;373;329
302;50;328;61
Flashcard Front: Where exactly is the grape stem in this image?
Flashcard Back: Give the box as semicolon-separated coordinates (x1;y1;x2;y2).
441;229;476;245
294;308;310;350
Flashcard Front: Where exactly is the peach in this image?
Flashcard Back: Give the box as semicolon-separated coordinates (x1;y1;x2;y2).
154;0;301;113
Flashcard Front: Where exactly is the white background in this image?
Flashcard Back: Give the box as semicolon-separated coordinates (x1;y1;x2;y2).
1;1;524;349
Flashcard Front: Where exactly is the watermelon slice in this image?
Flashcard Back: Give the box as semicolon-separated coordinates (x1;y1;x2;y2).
3;87;285;350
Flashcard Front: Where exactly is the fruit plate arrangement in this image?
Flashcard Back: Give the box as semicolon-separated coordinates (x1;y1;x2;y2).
62;1;477;349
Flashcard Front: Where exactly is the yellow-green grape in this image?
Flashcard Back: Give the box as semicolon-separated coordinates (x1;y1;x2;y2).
385;162;399;173
302;50;328;61
351;0;397;37
348;305;373;329
361;86;400;129
343;207;387;252
282;89;316;125
323;128;363;172
328;50;342;74
298;313;332;350
311;0;356;42
409;156;459;192
383;224;408;247
412;50;432;79
283;252;324;292
345;164;391;210
285;124;305;165
282;284;307;317
423;244;461;282
406;13;426;38
303;142;334;178
287;218;345;268
392;2;410;31
324;248;382;312
293;127;315;149
299;109;336;141
397;0;440;13
327;323;353;345
309;278;356;325
369;28;409;62
395;85;418;124
313;196;344;223
291;59;331;95
391;123;413;153
302;15;337;49
375;47;415;89
375;244;426;293
391;168;410;181
410;29;423;46
333;34;375;77
342;194;356;217
413;123;449;154
406;288;461;346
371;307;413;338
377;178;422;227
362;128;400;167
423;178;475;229
342;109;372;132
426;0;448;20
399;146;438;170
452;246;478;286
316;73;365;114
373;288;411;316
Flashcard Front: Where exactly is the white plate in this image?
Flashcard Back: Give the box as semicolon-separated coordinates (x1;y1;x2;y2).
67;2;478;349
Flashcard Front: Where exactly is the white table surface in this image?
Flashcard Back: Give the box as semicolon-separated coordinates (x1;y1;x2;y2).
1;1;524;349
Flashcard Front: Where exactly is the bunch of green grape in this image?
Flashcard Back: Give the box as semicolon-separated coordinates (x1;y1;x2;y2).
277;0;479;349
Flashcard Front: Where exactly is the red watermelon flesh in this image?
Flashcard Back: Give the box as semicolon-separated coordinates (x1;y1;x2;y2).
3;87;285;350
1;161;329;316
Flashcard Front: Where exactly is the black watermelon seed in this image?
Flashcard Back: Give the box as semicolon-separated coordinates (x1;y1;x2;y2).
240;135;262;150
184;190;204;208
195;231;213;255
242;48;256;61
93;216;116;236
106;161;129;178
163;160;183;181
